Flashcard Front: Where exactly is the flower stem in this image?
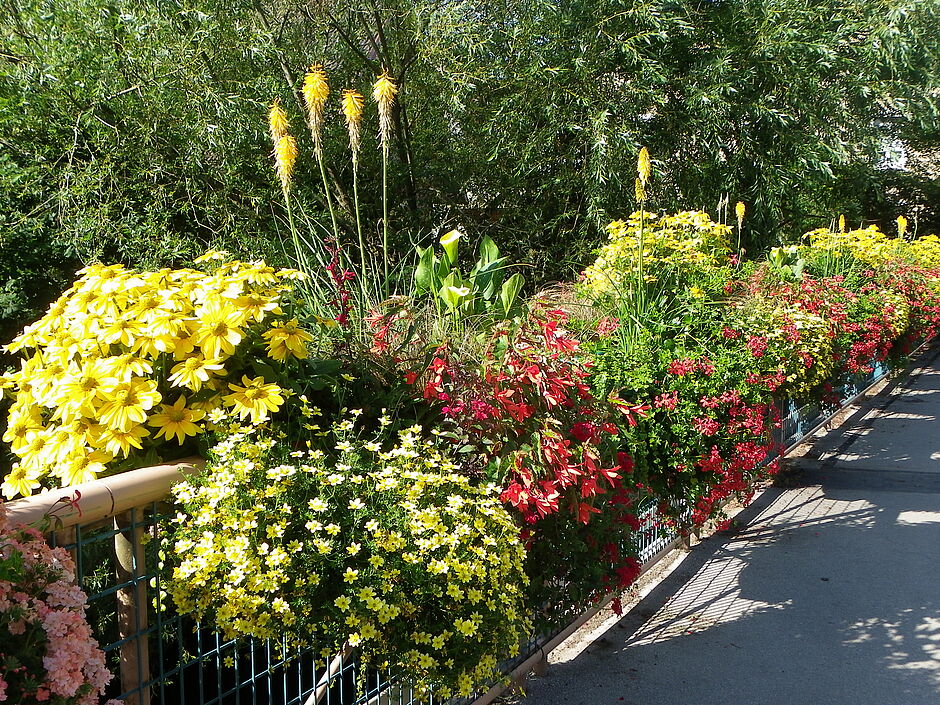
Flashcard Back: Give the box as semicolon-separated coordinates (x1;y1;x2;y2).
382;144;390;299
352;156;368;315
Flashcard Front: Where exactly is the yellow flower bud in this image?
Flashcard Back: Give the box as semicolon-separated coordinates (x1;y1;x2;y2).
897;215;908;237
637;146;651;184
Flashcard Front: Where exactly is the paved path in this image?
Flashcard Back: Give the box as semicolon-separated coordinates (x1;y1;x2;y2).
518;346;940;705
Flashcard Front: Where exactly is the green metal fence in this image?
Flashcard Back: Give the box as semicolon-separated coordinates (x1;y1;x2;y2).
50;506;433;705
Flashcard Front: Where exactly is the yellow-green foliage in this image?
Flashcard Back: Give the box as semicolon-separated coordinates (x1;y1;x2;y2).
168;419;529;700
582;210;733;299
0;255;315;498
880;290;912;337
733;298;835;396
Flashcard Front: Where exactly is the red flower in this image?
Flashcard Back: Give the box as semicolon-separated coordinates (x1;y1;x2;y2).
746;336;768;358
615;558;641;588
576;501;601;524
570;422;597;443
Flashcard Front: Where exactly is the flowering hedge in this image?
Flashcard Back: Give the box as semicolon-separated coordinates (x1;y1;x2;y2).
583;214;940;535
2;205;939;699
167;417;528;700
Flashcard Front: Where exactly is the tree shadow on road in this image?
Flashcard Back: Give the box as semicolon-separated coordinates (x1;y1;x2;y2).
520;479;940;705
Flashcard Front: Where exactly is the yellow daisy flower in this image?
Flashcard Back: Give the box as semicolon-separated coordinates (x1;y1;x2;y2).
97;424;150;457
262;319;314;362
59;448;114;486
149;395;206;444
222;376;284;425
105;353;154;381
101;317;144;348
1;464;42;499
232;291;281;323
193;305;244;360
2;407;43;451
168;355;225;392
97;377;162;432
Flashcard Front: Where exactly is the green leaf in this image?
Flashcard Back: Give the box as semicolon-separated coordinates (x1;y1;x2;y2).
414;246;437;295
472;257;509;300
479;235;500;265
500;273;524;317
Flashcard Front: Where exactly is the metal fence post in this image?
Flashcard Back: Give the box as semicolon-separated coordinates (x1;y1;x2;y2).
115;510;152;705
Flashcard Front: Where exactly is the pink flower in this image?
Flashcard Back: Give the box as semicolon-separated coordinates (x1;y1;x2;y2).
692;417;721;436
595;316;620;337
654;390;679;410
746;335;768;358
667;358;697;376
0;508;113;704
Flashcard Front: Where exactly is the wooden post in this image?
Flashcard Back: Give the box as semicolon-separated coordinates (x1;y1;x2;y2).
114;511;151;705
306;642;356;705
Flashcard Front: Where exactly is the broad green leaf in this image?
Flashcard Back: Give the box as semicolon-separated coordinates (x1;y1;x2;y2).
500;273;524;317
479;235;500;265
414;246;436;295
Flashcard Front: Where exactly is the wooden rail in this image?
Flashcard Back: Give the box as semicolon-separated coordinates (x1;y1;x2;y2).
5;457;204;529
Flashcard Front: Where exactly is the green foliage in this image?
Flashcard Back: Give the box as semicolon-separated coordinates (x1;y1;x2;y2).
3;0;938;346
414;230;525;330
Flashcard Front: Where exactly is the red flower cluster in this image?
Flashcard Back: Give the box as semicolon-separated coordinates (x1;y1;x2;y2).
410;311;640;525
323;239;355;326
746;335;768;358
667;356;714;377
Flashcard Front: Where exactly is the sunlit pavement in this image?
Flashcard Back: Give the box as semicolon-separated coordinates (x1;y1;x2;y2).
517;348;940;705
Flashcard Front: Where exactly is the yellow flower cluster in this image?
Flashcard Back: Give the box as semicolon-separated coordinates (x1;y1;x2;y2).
805;224;940;272
805;225;907;267
804;225;940;303
907;234;940;272
1;257;314;498
582;210;733;299
167;417;529;700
